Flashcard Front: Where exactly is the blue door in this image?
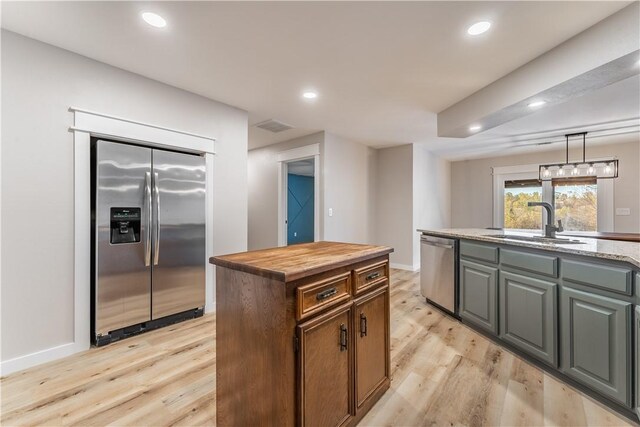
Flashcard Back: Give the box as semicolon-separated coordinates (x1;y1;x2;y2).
287;174;314;244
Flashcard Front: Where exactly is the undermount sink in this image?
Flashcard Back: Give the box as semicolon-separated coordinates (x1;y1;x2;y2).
485;234;586;245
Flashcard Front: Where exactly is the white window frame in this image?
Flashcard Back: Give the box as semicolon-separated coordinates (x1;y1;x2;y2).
492;161;614;232
277;144;321;246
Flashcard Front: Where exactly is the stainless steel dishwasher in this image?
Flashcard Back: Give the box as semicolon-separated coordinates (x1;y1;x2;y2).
420;234;458;316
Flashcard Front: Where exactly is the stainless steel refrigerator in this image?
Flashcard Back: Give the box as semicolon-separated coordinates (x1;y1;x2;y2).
92;139;206;345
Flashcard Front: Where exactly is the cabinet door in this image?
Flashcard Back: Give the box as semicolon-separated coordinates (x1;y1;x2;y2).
500;271;558;366
354;285;390;410
561;287;632;406
636;306;640;419
460;259;498;334
298;302;353;427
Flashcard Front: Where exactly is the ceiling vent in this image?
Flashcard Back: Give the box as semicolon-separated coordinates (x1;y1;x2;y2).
254;119;294;133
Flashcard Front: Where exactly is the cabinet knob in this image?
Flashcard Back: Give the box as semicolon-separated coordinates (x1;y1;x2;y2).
339;324;348;351
366;272;380;281
316;287;338;301
360;313;368;337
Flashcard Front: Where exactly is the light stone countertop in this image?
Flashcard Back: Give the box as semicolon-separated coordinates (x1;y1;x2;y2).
418;228;640;269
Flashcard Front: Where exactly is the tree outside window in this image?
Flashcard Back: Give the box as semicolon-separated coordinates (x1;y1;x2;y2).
503;178;598;231
504;179;543;229
554;179;597;231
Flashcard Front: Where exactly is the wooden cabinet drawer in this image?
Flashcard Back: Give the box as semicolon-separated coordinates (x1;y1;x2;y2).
502;249;558;278
353;261;388;295
460;240;499;264
297;272;352;320
563;260;632;295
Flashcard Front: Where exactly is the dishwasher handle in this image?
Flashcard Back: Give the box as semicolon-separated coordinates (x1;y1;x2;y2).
420;238;454;250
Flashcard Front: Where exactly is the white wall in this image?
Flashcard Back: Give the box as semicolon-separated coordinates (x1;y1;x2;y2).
374;145;414;268
247;131;377;250
248;132;325;250
323;133;377;244
1;31;248;365
412;145;451;268
374;144;452;270
451;140;640;232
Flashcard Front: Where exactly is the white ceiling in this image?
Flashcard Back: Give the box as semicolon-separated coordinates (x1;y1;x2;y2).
427;74;640;160
1;1;635;155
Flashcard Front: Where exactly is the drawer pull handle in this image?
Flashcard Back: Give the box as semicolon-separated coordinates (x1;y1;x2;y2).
339;324;348;351
360;313;367;337
316;287;338;301
366;272;381;281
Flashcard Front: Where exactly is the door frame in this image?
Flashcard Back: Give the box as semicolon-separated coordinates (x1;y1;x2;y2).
65;108;214;374
277;144;320;246
1;106;217;375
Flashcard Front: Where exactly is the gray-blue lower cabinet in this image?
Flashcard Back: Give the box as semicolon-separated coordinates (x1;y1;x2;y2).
499;271;558;367
460;259;498;335
560;286;632;407
636;306;640;419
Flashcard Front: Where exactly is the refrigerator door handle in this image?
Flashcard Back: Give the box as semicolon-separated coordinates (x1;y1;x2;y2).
153;172;160;266
144;172;152;267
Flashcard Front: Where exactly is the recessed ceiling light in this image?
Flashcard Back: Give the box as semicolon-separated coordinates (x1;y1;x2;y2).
302;91;318;99
142;12;167;28
528;100;546;108
469;124;482;132
467;21;491;36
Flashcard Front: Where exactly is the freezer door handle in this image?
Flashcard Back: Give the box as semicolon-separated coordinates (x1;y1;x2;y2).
144;172;152;266
153;172;160;266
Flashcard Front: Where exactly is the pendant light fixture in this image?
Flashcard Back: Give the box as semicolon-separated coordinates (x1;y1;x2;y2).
538;132;618;181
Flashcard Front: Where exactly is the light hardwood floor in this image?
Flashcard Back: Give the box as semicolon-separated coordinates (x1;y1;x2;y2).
1;269;636;426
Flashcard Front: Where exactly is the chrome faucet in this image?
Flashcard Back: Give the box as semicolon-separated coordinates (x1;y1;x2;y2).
527;202;564;238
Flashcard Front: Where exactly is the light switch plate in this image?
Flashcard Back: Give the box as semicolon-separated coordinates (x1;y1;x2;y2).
615;208;631;216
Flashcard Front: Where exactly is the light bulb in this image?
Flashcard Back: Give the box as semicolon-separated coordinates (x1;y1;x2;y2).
557;168;564;176
588;164;594;174
142;12;167;28
605;163;612;174
572;166;579;175
543;167;550;177
528;100;546;108
467;21;491;36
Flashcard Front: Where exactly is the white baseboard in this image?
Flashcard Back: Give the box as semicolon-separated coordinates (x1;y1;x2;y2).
390;263;419;272
0;341;88;376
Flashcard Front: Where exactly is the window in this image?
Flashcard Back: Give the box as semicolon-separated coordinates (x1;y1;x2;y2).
504;179;543;230
553;179;597;231
493;163;612;232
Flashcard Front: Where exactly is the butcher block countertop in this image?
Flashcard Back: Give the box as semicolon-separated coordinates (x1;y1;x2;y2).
209;241;394;282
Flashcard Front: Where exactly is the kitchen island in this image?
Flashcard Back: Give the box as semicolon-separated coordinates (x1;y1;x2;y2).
421;228;640;267
419;228;640;422
210;241;393;427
